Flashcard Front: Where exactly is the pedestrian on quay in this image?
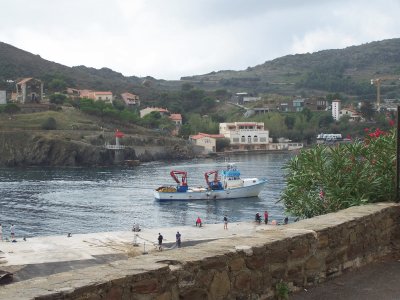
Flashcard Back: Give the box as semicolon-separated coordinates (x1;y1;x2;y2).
196;216;202;227
158;233;163;251
223;215;228;230
10;224;15;241
284;216;289;225
176;231;181;248
264;210;269;225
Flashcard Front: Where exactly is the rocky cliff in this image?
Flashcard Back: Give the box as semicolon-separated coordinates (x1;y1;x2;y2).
0;131;195;167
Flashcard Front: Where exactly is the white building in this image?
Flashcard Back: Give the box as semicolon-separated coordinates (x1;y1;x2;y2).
332;100;341;121
0;90;6;104
93;91;113;104
219;122;269;150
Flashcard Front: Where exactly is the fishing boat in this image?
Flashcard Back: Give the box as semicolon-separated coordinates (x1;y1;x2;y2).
154;163;267;201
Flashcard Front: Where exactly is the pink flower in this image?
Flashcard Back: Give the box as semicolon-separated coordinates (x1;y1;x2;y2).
389;119;395;127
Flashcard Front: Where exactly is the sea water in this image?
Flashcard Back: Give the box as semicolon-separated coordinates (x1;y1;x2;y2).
0;152;292;237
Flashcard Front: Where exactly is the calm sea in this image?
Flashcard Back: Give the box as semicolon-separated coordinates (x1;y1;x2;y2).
0;152;292;237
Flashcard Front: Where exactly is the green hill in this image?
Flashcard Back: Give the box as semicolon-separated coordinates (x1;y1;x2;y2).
1;38;400;100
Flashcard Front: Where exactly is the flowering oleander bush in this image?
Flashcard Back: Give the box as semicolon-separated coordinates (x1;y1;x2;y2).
281;127;396;218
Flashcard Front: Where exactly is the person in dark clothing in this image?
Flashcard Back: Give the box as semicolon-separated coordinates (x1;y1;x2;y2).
255;212;261;224
176;231;181;248
158;233;163;251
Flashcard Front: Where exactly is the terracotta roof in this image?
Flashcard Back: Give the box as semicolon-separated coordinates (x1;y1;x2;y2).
94;91;112;95
17;78;33;85
169;114;182;121
190;132;225;140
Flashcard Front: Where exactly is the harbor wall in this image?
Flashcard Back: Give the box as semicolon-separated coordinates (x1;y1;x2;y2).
1;202;400;300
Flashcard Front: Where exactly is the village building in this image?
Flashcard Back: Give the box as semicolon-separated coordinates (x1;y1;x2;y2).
169;113;183;136
219;122;270;151
340;107;362;122
0;90;6;104
121;92;140;107
66;88;113;104
189;132;225;154
140;107;170;118
14;78;44;103
332;99;341;120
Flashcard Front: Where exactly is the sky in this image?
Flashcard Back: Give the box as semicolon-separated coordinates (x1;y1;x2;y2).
1;0;400;80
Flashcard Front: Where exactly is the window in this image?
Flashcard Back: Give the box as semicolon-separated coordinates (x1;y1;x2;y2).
241;136;245;143
247;136;251;143
253;136;258;143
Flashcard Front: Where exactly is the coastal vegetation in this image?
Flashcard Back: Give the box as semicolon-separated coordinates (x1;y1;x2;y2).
281;125;396;218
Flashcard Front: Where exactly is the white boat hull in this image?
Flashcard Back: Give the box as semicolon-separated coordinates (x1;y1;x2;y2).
154;179;267;201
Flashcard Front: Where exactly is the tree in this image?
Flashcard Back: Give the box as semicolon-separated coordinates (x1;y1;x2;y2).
3;103;20;115
48;78;67;92
360;101;375;121
284;115;295;130
41;117;57;130
49;93;67;105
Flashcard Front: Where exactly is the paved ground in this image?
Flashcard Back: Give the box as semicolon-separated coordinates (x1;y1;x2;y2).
0;221;265;282
292;253;400;300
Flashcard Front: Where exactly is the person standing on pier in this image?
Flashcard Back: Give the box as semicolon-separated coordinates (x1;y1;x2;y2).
176;231;181;248
223;215;228;230
158;233;163;251
264;210;269;225
10;224;15;240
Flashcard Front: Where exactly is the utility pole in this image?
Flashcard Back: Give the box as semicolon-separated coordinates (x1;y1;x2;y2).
397;106;400;202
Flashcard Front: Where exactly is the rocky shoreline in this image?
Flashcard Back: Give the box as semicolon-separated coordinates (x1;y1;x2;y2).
0;131;195;167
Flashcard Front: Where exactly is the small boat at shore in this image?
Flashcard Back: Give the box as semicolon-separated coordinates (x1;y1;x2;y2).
154;164;267;201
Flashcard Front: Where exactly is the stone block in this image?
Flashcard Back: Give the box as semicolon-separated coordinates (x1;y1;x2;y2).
246;254;266;270
132;278;159;294
201;256;227;270
209;271;230;299
179;288;208;300
229;257;245;272
234;270;252;291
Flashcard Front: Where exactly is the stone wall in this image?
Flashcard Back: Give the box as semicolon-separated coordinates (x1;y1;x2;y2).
1;203;399;300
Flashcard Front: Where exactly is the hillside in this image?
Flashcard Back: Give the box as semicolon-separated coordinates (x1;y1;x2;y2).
0;42;158;98
178;39;400;99
1;38;400;100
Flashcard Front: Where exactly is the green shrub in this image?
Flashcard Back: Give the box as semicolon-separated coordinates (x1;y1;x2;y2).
41;117;57;130
281;127;396;218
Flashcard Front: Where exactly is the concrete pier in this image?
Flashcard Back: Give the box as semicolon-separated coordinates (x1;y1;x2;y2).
0;221;267;282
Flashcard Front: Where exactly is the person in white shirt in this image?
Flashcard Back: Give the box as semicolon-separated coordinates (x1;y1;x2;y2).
10;224;15;240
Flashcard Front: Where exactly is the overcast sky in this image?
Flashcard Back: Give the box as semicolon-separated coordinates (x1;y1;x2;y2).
1;0;400;80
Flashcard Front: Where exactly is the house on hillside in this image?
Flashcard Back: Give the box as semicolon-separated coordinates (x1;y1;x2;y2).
121;92;140;107
93;91;113;104
14;78;44;103
189;133;225;154
219;122;270;151
341;107;362;122
169;113;182;136
66;88;113;104
0;90;6;104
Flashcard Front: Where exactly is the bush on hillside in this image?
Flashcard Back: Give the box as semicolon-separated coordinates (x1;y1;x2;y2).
281;126;396;218
41;117;57;130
